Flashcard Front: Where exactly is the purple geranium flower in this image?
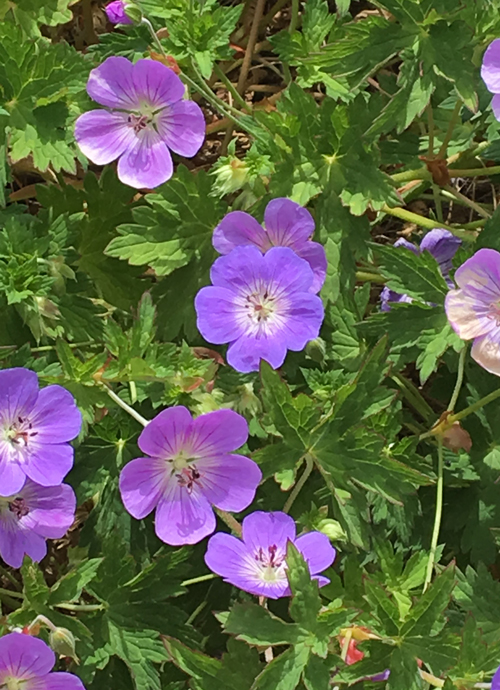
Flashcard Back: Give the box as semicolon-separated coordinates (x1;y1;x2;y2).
119;407;262;545
205;511;336;599
0;632;85;690
195;245;324;373
212;198;327;293
445;248;500;375
481;39;500;120
74;57;205;189
0;368;82;496
381;229;461;311
0;479;76;568
105;0;133;23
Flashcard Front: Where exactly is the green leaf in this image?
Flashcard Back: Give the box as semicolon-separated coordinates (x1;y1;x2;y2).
0;0;75;37
302;655;331;690
48;558;104;606
251;645;311;690
286;541;322;632
222;603;302;646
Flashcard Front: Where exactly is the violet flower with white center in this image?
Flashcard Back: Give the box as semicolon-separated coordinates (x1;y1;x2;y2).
212;198;327;293
445;248;500;375
381;229;461;311
0;479;76;569
105;0;133;24
0;368;82;496
74;57;205;189
119;407;262;546
195;245;324;373
204;511;336;599
0;632;85;690
481;39;500;121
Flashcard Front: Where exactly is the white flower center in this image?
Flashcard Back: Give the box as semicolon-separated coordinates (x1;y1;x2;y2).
245;291;276;323
3;416;36;449
254;544;287;583
1;678;25;690
170;452;203;494
0;495;29;519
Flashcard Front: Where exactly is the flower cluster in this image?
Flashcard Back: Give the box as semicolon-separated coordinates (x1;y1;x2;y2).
0;632;85;690
195;198;326;373
0;368;80;568
381;228;461;311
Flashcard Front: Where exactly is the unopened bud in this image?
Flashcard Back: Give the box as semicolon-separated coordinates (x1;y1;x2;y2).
442;421;472;453
49;627;79;663
317;518;346;541
305;337;326;363
105;0;136;24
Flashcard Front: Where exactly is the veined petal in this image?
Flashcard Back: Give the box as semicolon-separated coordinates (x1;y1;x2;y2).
0;633;55;679
453;248;500;297
242;511;296;553
279;293;324;351
227;333;287;373
74;110;135;166
138;407;192;458
190;410;248;455
23;443;74;487
264;198;315;247
445;288;495;340
117;128;173;189
22;481;76;539
294;531;336;575
155;481;216;545
119;456;167;519
132;59;185;109
29;385;82;444
212;211;269;255
0;446;26;496
195;286;242;344
481;39;500;94
0;368;38;424
263;247;315;297
209;245;266;292
156;100;205;157
471;331;500;376
295;241;327;293
197;453;261;511
86;56;139;109
493;93;500;121
25;673;86;690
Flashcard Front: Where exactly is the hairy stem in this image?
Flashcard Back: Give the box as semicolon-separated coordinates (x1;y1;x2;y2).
381;205;477;241
437;100;463;159
181;573;217;587
447;346;467;412
215;508;242;536
103;386;149;427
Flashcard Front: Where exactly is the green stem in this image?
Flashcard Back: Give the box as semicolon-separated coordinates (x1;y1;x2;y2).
437;100;462;159
381;205;476;241
355;271;386;284
448;346;467;412
448;387;500;425
0;587;24;599
103;386;149;427
427;103;435;157
213;64;251;112
391;168;431;184
423;438;444;592
283;454;314;513
444;184;491;219
449;165;500;178
56;603;106;612
181;573;217;587
432;183;443;223
289;0;299;33
392;373;434;422
215;508;242;536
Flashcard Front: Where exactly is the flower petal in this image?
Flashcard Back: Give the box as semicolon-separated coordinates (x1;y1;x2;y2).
156;100;205;157
197;453;261;511
74;110;135;166
87;56;139;109
0;446;26;496
132;59;185;109
263;247;315;297
295;241;327;293
445;288;495;340
482;39;500;94
29;385;82;444
454;248;500;295
138;407;193;458
155;481;216;545
117;129;173;189
22;481;76;539
492;93;500;121
264;198;315;246
25;673;86;690
105;0;133;24
23;443;74;487
195;286;242;344
0;633;55;679
226;333;287;373
242;511;296;553
419;228;461;274
0;368;38;424
294;531;336;575
212;211;269;255
279;293;324;351
0;513;28;568
492;665;500;690
119;457;166;519
209;245;266;292
471;331;500;376
190;409;248;455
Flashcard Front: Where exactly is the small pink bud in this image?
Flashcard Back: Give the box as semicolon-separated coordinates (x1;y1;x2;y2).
105;0;134;24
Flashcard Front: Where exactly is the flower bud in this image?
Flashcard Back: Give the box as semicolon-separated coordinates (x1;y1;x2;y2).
49;627;79;663
305;337;326;363
317;518;347;542
105;0;135;24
